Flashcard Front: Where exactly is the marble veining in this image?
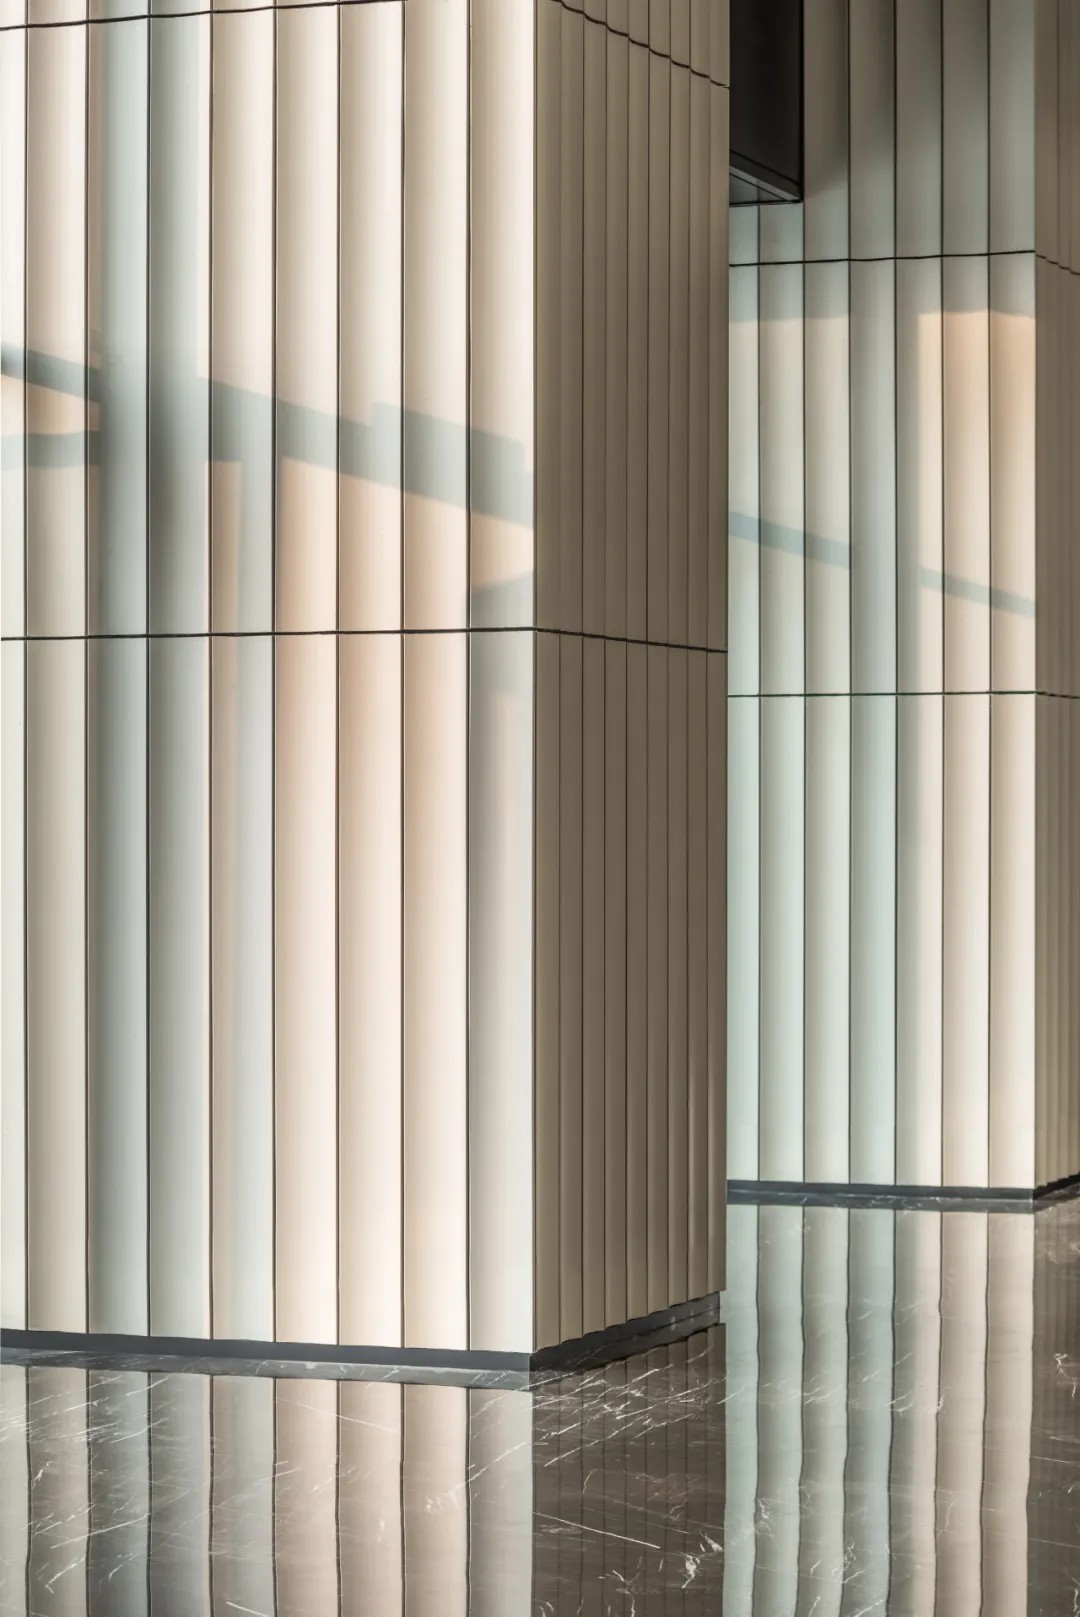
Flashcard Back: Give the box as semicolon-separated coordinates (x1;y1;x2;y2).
2;1200;1079;1613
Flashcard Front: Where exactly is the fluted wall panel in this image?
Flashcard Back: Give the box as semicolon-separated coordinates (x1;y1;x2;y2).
729;0;1072;1194
4;0;726;1353
530;0;727;1347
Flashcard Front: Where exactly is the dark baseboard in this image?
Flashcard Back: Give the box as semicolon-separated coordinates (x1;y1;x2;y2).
729;1173;1080;1212
0;1296;723;1385
530;1293;721;1374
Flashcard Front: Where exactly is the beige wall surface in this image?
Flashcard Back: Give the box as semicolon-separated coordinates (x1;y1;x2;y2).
1;0;729;1350
532;0;729;1350
728;0;1079;1193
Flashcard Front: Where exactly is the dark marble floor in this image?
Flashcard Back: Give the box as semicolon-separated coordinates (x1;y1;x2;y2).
2;1199;1079;1614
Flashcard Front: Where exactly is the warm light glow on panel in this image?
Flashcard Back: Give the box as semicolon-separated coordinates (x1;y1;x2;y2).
87;21;148;636
403;635;467;1350
149;638;210;1338
26;642;86;1332
148;14;210;636
468;631;534;1353
990;254;1036;692
25;27;86;639
850;260;896;695
896;259;944;694
943;257;991;694
470;0;535;630
211;634;274;1342
1;644;25;1328
87;639;148;1334
338;634;402;1349
403;0;468;631
275;7;338;634
275;635;338;1345
339;3;403;633
211;10;274;635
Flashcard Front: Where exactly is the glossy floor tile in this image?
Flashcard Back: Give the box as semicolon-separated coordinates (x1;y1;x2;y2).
2;1200;1079;1614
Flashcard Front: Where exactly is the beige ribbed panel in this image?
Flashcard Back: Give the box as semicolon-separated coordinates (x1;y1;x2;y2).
25;27;86;639
627;44;649;639
26;644;86;1331
211;636;273;1341
706;652;726;1292
275;8;337;634
0;35;24;635
804;262;849;694
726;694;758;1179
535;0;561;633
559;637;584;1337
606;35;629;639
990;0;1035;253
687;653;708;1295
709;88;729;646
759;698;803;1182
86;21;148;635
728;260;758;697
0;647;25;1326
468;632;534;1352
582;24;606;638
534;634;561;1349
667;650;689;1298
687;79;708;649
804;0;848;262
560;10;584;633
470;0;534;629
149;641;210;1339
274;636;337;1344
338;3;401;631
759;262;803;696
338;635;401;1348
339;1384;403;1617
604;644;629;1325
896;696;944;1188
804;696;850;1184
87;640;148;1334
149;15;210;635
849;0;894;260
211;11;273;634
647;55;670;642
626;643;649;1318
581;641;605;1335
403;0;467;630
849;696;896;1183
403;636;468;1350
943;257;991;694
897;259;944;693
990;694;1036;1188
943;696;991;1187
646;647;669;1308
668;71;690;646
944;0;989;256
274;1382;339;1615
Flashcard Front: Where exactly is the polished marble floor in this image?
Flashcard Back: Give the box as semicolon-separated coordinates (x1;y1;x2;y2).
2;1199;1079;1614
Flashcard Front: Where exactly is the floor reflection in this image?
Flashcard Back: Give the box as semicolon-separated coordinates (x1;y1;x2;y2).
2;1201;1079;1614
